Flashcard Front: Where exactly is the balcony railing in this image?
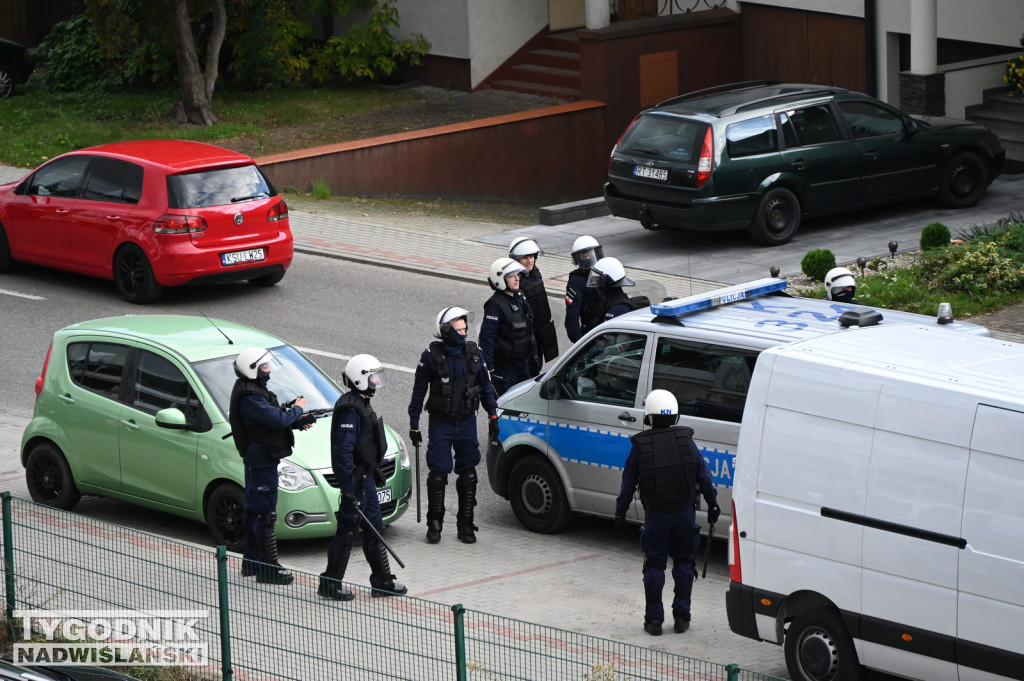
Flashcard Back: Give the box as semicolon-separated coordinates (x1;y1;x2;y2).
612;0;727;20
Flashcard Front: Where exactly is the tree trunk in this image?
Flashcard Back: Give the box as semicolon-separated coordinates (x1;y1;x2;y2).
168;0;225;126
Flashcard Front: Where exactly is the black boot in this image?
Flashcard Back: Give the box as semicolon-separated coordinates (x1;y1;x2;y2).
644;619;663;636
317;535;354;601
456;468;478;544
367;527;408;597
256;513;293;585
674;613;691;633
425;471;447;544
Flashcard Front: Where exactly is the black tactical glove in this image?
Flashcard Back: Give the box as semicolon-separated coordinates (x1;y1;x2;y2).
373;468;387;488
409;429;422;447
294;414;316;429
615;516;628;534
341;487;356;507
707;504;721;526
488;416;500;440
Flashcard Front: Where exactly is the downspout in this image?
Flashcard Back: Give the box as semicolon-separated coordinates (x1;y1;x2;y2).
864;0;877;97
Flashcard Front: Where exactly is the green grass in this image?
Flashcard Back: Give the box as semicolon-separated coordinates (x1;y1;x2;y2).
0;85;422;167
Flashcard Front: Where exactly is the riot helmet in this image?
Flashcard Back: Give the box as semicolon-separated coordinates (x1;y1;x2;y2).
488;257;526;292
824;267;857;303
587;257;635;289
643;388;679;428
571;235;604;270
343;354;387;395
435;306;474;341
509;237;543;260
234;347;280;381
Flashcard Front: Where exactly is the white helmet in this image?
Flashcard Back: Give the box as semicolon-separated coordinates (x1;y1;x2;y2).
234;347;279;380
435;306;473;340
824;267;857;302
509;237;542;260
488;257;526;291
571;235;604;269
643;389;679;427
587;256;635;288
343;354;387;393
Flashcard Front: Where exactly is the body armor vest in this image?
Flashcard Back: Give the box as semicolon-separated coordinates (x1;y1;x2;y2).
425;341;483;420
331;392;387;474
229;378;294;460
488;291;534;360
570;267;607;334
631;426;698;512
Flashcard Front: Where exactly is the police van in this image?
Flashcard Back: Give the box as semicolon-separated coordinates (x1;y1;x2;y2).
486;278;990;534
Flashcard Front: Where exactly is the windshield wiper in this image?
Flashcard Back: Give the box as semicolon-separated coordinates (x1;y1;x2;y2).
231;192;268;203
629;148;663;158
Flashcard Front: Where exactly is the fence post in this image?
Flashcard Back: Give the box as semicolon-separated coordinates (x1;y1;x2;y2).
216;546;233;681
726;662;740;681
451;603;467;681
2;492;15;639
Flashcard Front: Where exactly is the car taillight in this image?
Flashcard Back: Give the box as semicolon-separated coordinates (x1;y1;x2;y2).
153;214;208;234
267;199;288;222
696;127;713;188
35;342;52;398
729;499;742;583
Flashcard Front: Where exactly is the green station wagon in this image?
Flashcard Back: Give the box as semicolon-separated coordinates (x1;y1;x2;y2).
22;315;412;550
604;81;1006;246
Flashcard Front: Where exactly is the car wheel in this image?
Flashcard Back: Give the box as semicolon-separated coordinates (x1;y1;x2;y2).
248;270;285;287
0;224;14;272
206;483;247;552
25;443;81;510
784;608;862;681
0;67;12;99
114;244;164;304
509;455;570;534
938;151;987;208
749;187;801;246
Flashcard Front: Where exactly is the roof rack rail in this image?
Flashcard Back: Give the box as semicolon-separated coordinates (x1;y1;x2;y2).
727;88;839;115
655;80;782;109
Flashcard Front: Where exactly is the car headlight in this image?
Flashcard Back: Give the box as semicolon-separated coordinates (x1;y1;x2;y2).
396;435;410;469
278;461;316;491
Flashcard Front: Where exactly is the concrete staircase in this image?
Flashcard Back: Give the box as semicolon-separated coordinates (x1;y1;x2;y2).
966;88;1024;162
483;31;582;101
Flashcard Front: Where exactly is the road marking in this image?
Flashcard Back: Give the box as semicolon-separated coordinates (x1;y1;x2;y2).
0;288;45;300
296;346;415;374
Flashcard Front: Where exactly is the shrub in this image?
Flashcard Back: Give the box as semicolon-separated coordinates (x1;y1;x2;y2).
1006;26;1024;96
801;249;836;282
920;222;951;251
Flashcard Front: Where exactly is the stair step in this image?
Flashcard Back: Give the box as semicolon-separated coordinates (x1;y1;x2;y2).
488;79;582;101
509;63;581;89
541;32;581;53
528;48;580;71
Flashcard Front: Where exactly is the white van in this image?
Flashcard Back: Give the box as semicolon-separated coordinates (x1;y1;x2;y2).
726;323;1024;681
488;278;989;534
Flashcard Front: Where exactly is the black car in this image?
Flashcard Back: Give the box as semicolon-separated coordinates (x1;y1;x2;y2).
604;81;1006;246
0;38;34;99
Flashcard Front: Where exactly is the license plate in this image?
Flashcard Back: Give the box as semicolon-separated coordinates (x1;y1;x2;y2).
634;165;668;181
377;488;393;504
221;248;266;266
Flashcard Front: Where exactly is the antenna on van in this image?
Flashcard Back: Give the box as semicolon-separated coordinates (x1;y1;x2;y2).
200;310;234;345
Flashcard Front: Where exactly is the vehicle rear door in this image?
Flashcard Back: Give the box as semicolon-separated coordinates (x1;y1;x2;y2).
66;158;144;271
777;103;863;213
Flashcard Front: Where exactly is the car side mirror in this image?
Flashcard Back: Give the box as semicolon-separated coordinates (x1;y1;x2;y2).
155;407;189;430
13;180;27;195
540;377;561;400
904;119;919;136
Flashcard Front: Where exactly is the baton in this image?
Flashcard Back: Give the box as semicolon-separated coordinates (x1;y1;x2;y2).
415;442;422;524
352;502;405;569
702;520;716;579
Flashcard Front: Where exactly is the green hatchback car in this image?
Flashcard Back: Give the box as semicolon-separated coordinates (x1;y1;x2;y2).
21;315;412;550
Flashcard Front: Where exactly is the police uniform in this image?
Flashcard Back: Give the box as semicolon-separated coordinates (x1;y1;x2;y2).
229;376;307;584
479;289;535;396
565;267;607;343
409;337;498;543
318;390;405;600
602;286;633;321
519;265;558;376
615;424;718;633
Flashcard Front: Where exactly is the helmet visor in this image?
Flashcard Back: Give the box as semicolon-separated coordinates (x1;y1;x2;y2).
251;350;283;375
366;370;387;390
585;268;605;288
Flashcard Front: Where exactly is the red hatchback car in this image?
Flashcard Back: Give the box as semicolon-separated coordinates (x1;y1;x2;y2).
0;140;293;303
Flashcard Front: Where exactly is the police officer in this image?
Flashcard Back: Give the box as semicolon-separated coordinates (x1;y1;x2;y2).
229;347;314;585
824;266;858;304
479;257;536;396
565;235;606;343
509;237;558;376
409;307;500;544
588;256;636;322
615;389;720;636
318;354;408;601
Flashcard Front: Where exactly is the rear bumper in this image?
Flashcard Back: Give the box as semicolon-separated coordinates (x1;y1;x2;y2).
150;230;294;287
603;183;752;232
726;581;763;640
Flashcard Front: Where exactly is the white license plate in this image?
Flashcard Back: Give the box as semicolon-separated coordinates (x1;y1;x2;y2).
377;487;393;504
221;248;266;266
634;165;668;181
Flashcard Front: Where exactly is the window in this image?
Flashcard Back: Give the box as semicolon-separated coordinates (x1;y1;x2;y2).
726;114;778;157
651;339;757;423
132;351;197;418
167;165;277;209
617;115;706;162
788;104;842;146
561;332;646;407
838;100;905;139
29;156;92;198
81;158;143;205
67;342;130;399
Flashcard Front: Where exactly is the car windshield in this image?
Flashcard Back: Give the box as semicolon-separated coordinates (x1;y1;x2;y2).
166;165;277;209
192;345;341;419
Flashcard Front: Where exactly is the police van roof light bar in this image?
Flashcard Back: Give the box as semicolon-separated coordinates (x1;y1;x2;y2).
651;278;788;319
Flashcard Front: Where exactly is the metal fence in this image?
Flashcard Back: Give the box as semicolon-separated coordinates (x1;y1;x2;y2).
0;494;785;681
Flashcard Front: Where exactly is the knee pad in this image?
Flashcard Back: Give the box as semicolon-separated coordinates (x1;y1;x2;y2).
427;471;448;487
457;468;477;483
643;557;667;573
258;512;277;529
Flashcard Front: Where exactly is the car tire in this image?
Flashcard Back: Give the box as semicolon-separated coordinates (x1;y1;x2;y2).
248;270;285;287
206;482;247;552
25;443;81;510
938;151;987;209
749;187;801;246
0;223;14;272
509;455;571;534
0;67;12;99
784;607;862;681
114;244;164;304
